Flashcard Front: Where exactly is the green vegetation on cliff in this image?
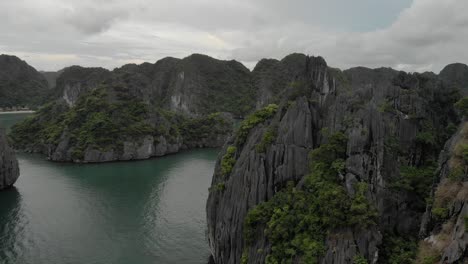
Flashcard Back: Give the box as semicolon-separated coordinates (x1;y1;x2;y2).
236;104;278;145
256;124;278;153
455;97;468;117
221;146;237;176
244;132;377;263
380;234;418;264
390;165;436;202
179;112;232;146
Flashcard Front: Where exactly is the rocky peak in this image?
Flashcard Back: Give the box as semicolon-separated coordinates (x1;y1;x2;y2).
252;53;331;109
439;63;468;96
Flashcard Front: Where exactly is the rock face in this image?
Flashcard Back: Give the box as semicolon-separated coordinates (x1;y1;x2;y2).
418;122;468;263
54;66;112;106
0;54;51;108
0;129;19;190
206;55;468;263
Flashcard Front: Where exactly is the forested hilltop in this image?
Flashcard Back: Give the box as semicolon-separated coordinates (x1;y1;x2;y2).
206;54;468;264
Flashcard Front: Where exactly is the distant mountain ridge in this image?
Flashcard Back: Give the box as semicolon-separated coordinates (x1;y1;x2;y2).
0;54;51;109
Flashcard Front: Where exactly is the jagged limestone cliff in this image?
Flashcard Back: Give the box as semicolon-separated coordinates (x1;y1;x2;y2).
207;54;468;264
0;129;19;190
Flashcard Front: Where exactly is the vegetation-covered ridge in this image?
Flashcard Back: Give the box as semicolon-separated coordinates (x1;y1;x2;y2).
10;86;233;162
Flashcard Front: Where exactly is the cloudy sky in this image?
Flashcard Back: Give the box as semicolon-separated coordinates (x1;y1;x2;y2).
0;0;466;72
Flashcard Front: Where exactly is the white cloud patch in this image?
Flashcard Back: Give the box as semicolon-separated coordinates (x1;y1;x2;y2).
0;0;466;73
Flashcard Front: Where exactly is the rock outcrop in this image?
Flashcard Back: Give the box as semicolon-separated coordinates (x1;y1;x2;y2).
207;55;468;263
0;129;19;190
0;54;51;109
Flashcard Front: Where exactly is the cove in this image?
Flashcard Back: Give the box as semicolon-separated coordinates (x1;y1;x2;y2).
0;113;216;264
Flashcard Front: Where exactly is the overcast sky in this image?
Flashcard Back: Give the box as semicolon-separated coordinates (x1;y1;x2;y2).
0;0;466;72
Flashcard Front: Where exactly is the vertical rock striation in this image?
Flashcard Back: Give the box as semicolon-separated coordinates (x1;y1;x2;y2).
0;129;19;190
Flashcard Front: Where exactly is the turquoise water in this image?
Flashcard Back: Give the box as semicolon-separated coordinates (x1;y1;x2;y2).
0;113;216;264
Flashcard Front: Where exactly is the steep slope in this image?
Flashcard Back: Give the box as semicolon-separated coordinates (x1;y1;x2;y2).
0;129;19;190
0;55;50;109
207;55;466;263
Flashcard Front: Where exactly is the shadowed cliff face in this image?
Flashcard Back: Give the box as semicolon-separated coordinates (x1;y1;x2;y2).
0;130;19;190
206;55;468;264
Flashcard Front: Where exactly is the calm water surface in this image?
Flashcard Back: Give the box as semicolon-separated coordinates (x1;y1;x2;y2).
0;113;217;264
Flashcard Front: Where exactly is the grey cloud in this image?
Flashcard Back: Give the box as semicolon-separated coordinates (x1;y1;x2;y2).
64;7;127;34
0;0;466;74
